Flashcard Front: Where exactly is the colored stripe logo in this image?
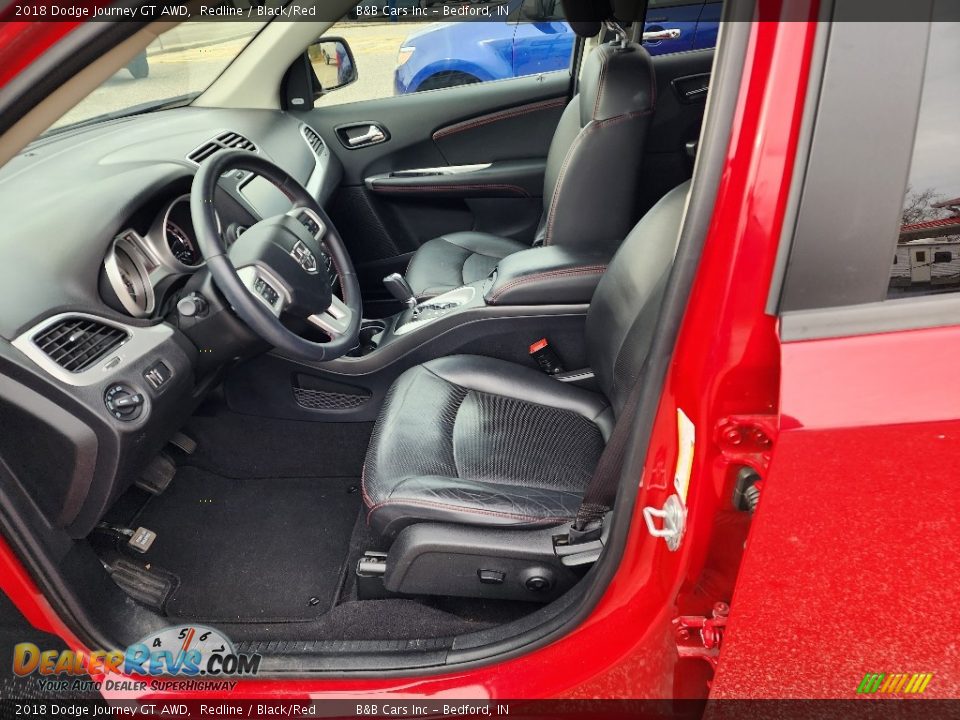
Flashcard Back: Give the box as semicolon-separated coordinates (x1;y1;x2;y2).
857;673;933;694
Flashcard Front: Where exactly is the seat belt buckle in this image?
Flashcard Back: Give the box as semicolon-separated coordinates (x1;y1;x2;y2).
529;338;565;375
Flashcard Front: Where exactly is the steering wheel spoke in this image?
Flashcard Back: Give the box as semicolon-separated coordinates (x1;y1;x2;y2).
306;295;354;339
235;264;291;317
285;205;327;239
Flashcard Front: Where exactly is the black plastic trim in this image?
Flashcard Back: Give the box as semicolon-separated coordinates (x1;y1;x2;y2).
764;13;832;316
777;13;931;312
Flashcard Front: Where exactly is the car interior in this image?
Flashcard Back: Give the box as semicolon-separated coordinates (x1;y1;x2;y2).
0;0;729;674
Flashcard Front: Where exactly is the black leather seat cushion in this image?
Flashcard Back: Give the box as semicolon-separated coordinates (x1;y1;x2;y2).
404;232;528;298
363;355;612;538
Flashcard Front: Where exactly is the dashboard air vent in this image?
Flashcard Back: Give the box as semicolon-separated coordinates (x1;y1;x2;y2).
187;131;257;164
33;318;129;373
301;125;325;156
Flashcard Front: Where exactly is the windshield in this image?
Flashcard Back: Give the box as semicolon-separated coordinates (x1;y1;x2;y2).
50;21;266;131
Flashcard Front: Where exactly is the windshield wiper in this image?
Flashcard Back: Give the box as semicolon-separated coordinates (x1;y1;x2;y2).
43;93;200;137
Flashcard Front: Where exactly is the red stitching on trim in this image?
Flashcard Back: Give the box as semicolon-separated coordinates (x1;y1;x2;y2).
432;97;567;141
542;129;586;247
592;45;612;120
369;183;530;198
488;265;607;304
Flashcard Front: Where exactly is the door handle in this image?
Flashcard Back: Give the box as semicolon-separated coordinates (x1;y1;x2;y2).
349;125;385;146
335;122;389;149
642;28;682;42
348;124;386;148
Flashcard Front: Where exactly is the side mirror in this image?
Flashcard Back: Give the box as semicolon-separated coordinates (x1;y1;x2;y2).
307;37;358;97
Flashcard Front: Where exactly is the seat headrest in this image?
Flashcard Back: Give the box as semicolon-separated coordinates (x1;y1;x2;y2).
578;41;655;124
561;0;613;37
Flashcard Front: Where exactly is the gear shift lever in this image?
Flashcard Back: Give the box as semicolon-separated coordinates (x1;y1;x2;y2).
383;273;417;309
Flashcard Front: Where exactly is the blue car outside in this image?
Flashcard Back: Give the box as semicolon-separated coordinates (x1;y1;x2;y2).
394;1;721;94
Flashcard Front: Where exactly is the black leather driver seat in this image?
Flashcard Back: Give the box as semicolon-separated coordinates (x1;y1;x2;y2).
403;20;657;299
363;181;690;539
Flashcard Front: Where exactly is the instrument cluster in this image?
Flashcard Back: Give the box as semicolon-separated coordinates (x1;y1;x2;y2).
103;195;220;317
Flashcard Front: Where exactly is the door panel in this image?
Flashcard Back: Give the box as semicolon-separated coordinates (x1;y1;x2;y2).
636;48;715;219
298;72;569;309
431;95;567;164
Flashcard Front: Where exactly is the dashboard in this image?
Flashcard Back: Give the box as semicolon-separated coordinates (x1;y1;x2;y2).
0;106;343;538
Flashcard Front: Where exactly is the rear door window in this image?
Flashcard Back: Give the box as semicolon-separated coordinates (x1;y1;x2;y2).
889;22;960;298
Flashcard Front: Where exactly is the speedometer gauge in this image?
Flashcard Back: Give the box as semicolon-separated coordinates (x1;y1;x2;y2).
166;221;200;266
161;196;208;268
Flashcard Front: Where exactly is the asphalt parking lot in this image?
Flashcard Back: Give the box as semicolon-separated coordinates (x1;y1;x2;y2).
53;22;418;129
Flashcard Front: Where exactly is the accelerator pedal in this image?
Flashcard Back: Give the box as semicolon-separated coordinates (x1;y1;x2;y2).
135;452;177;495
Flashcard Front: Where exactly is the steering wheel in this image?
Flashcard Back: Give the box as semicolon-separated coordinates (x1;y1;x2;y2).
191;150;362;362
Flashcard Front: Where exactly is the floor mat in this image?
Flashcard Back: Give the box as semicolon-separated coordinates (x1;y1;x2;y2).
132;467;360;623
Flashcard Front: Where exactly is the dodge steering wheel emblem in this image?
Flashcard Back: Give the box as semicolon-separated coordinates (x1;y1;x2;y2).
291;240;318;275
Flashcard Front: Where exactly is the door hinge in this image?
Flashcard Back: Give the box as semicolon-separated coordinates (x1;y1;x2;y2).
673;601;729;669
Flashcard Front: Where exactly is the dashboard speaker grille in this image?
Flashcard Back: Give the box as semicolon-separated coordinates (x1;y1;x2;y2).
33;318;129;373
187;131;257;164
301;125;324;156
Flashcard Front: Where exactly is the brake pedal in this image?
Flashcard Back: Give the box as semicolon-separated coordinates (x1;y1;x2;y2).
95;523;157;554
168;431;198;455
135;452;177;495
108;557;178;613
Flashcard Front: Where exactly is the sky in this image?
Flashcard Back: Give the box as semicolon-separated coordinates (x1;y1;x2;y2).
905;21;960;206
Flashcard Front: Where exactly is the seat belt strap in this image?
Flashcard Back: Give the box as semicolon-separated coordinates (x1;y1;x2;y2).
572;383;643;532
571;275;669;534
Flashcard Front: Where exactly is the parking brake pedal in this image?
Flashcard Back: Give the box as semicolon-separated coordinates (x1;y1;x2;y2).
95;523;157;554
135;452;177;495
